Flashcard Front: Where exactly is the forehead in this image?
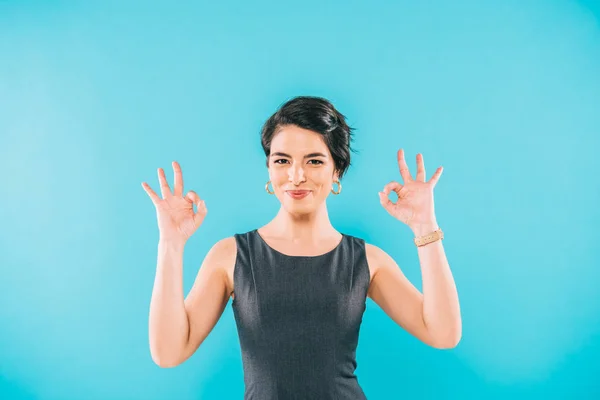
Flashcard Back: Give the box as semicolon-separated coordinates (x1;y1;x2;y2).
270;125;329;154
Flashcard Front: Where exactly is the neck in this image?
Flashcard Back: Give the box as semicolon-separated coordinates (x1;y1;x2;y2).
267;202;337;241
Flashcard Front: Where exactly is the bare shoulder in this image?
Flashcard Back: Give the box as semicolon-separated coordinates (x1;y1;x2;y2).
210;235;237;257
364;242;401;298
208;236;237;298
364;242;385;283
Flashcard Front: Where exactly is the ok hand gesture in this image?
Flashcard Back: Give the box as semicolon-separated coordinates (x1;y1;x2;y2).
142;161;207;244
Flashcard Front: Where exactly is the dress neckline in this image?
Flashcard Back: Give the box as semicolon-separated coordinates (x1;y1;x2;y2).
253;229;345;259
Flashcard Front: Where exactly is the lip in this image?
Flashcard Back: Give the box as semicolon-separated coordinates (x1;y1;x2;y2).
286;190;311;199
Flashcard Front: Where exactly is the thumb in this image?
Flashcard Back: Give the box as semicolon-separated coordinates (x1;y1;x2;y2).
378;191;394;214
186;191;207;227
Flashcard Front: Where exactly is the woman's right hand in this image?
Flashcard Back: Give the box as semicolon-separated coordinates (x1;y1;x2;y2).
142;161;208;244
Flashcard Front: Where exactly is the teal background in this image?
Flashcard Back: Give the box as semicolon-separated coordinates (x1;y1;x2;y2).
1;0;599;399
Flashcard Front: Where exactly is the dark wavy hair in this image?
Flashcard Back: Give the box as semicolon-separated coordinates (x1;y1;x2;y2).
260;96;357;180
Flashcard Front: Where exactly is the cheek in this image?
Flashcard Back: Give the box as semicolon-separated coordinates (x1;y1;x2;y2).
269;169;285;183
310;168;330;181
272;176;288;188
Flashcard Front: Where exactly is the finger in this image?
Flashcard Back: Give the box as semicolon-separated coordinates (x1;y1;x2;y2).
141;182;161;205
378;191;395;214
397;149;413;183
157;168;172;199
173;161;184;197
416;153;426;182
186;190;205;210
429;166;443;187
185;190;199;207
186;191;208;227
382;181;404;200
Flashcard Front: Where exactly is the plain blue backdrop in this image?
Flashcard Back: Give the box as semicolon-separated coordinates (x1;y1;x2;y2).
1;0;599;399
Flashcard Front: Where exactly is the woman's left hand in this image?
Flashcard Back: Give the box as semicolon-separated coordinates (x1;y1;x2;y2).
378;149;443;231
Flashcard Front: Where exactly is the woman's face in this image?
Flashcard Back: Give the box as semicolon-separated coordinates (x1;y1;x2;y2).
267;125;339;214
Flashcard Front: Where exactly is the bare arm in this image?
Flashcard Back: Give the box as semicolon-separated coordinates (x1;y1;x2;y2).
143;161;236;368
366;238;461;349
366;243;439;348
148;239;189;367
179;236;236;363
149;237;235;368
373;149;461;348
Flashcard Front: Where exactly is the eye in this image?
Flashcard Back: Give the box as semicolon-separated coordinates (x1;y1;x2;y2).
273;159;323;165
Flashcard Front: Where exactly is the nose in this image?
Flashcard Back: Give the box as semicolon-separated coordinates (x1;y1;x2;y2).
288;165;306;185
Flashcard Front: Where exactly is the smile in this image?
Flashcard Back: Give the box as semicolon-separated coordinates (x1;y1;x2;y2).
286;191;311;200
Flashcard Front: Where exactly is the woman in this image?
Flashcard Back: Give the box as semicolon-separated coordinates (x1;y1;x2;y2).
143;96;462;399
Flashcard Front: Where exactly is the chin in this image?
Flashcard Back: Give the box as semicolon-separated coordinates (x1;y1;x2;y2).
282;202;314;214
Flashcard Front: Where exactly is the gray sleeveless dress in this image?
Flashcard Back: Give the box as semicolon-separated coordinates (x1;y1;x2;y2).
232;229;370;399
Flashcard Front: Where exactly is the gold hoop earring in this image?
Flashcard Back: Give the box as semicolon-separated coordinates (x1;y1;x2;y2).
331;180;342;195
265;180;274;195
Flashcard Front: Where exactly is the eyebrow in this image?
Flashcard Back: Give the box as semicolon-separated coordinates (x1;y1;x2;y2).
270;152;328;159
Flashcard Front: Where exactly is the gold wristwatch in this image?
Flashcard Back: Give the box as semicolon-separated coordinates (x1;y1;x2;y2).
414;228;444;247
